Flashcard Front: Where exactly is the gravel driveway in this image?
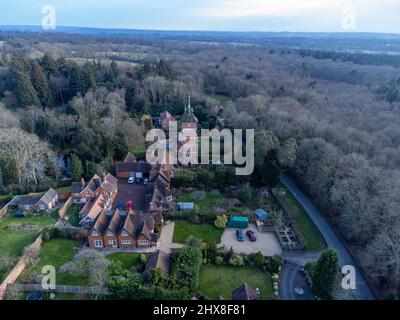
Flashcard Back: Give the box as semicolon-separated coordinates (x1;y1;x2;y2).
220;224;282;256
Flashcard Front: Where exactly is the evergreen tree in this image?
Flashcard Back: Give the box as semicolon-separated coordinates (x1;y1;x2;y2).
40;52;59;76
12;70;40;107
110;60;119;78
81;63;97;92
71;153;83;181
311;249;339;299
30;62;53;106
68;64;83;98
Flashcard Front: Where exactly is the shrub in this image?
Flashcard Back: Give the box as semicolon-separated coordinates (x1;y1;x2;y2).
214;215;227;229
215;256;224;265
229;254;245;267
171;247;203;292
250;251;266;267
265;255;284;274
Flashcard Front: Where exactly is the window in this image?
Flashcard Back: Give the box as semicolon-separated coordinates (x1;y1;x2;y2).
121;240;132;245
106;230;114;236
138;240;149;245
121;230;129;236
86;191;91;196
108;240;117;247
92;230;99;236
94;240;103;248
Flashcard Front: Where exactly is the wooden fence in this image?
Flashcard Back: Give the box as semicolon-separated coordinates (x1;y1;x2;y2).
58;197;73;219
7;284;109;295
0;236;42;300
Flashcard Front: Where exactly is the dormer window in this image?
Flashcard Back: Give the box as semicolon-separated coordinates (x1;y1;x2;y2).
121;230;128;236
92;230;99;236
106;230;114;236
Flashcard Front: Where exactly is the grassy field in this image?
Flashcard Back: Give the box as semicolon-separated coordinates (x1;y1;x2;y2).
22;239;89;286
55;186;71;194
173;220;223;244
0;212;57;281
275;183;326;252
177;192;225;211
198;264;272;300
107;253;143;270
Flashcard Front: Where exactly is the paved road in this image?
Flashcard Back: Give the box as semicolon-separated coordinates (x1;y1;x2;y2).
280;174;375;300
280;262;315;300
159;221;183;254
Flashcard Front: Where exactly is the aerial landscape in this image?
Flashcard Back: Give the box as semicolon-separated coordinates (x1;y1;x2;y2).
0;0;400;310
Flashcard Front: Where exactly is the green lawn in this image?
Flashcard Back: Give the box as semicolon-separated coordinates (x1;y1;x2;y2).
64;204;82;227
177;192;225;211
55;186;71;194
0;212;57;281
23;239;89;286
0;211;57;228
107;253;143;270
198;264;272;300
173;220;223;245
276;183;326;252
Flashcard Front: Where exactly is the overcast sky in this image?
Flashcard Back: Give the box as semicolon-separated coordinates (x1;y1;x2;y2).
0;0;399;33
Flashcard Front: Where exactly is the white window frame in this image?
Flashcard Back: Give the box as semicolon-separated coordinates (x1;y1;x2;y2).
92;230;99;236
106;230;114;236
94;240;103;248
121;240;132;245
121;230;129;236
108;240;117;247
138;239;149;245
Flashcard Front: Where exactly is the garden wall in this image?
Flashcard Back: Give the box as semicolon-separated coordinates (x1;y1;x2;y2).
58;197;73;219
0;236;42;300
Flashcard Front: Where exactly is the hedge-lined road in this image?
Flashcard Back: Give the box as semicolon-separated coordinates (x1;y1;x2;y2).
280;174;375;300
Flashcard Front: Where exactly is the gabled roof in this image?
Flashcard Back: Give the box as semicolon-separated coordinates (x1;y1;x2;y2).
39;188;58;205
122;210;154;239
18;195;42;206
232;283;259;300
160;111;173;120
107;209;126;234
124;152;136;163
85;193;106;220
86;174;101;193
92;209;112;234
116;162;152;174
99;173;118;194
145;251;171;274
71;182;84;194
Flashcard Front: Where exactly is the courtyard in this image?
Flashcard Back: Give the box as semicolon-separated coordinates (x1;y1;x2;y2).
220;224;282;256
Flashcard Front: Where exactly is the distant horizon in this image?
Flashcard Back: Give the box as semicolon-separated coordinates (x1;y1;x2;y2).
1;24;400;36
0;1;399;34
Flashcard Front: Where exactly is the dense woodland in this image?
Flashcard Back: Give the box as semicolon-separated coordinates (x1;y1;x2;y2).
0;32;400;298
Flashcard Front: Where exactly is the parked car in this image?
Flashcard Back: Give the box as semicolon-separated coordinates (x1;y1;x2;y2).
26;291;43;300
128;177;135;184
236;229;244;242
246;230;257;241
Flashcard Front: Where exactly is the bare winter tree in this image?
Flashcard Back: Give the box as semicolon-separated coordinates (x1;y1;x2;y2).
0;128;56;188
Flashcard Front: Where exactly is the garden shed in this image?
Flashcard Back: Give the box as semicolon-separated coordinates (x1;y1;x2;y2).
254;209;269;220
227;216;249;229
